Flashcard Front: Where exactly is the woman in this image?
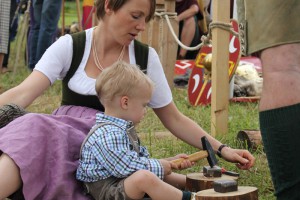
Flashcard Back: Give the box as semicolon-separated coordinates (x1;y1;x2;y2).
0;0;255;199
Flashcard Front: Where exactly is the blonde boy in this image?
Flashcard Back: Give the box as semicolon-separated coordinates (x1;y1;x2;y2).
77;61;195;200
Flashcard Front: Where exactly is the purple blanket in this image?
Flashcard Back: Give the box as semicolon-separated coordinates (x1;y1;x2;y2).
0;106;99;199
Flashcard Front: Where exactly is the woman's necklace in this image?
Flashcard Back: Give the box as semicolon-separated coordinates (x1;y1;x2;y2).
92;29;125;71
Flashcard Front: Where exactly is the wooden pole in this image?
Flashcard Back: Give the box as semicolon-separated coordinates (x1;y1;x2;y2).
210;0;230;136
76;0;83;31
61;0;65;36
13;0;31;76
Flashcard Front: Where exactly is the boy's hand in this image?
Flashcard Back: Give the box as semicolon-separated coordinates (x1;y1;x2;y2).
168;154;195;170
159;159;172;175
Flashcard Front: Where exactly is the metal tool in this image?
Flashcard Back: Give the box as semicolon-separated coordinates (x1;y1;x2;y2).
213;180;238;193
171;136;218;168
221;167;240;177
203;165;240;177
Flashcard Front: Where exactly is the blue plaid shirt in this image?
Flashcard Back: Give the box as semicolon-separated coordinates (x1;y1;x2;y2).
76;113;164;182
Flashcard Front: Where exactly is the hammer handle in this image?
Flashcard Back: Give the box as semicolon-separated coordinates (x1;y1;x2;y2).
171;151;208;167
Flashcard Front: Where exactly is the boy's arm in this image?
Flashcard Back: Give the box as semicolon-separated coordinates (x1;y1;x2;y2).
93;131;164;179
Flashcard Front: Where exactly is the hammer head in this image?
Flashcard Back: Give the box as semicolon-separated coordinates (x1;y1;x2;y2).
201;136;218;168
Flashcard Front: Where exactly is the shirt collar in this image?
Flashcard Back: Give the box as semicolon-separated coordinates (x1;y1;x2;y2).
95;112;133;130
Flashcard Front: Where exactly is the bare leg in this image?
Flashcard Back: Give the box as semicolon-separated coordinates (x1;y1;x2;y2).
0;153;22;199
259;43;300;111
259;43;300;198
179;17;196;58
164;172;186;190
124;170;183;200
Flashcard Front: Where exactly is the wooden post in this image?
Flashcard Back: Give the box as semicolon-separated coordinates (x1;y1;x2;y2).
138;0;178;88
61;0;65;35
211;0;230;136
76;0;83;31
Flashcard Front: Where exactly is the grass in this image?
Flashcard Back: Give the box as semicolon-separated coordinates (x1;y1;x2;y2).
0;68;275;199
0;1;275;199
138;91;275;200
59;1;81;27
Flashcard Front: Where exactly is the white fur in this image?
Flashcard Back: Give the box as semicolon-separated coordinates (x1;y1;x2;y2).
234;63;263;97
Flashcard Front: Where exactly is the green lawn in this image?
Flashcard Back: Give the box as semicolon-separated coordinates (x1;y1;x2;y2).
59;0;82;28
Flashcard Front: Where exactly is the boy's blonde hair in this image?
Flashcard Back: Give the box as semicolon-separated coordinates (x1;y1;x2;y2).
95;61;154;106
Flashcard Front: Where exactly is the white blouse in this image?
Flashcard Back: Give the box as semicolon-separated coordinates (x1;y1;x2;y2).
35;28;172;108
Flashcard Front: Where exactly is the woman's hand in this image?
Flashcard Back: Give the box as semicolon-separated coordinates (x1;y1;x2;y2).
220;147;255;170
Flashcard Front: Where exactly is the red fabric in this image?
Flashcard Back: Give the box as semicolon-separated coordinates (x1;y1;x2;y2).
82;6;93;29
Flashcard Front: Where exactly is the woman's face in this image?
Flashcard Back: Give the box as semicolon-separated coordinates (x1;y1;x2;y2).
106;0;151;45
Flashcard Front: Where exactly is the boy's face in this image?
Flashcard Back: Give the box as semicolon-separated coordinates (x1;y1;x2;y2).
125;85;152;125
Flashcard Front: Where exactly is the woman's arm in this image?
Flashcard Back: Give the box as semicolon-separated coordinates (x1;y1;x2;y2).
176;4;199;22
153;102;255;169
0;71;51;108
0;34;74;108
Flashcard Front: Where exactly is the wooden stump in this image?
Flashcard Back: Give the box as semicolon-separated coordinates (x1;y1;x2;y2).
195;186;258;200
237;130;262;151
185;173;239;192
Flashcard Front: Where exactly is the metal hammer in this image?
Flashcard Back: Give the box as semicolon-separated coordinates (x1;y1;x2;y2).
171;136;218;168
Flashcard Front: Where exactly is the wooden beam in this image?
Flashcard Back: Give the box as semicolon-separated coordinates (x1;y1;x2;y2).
61;0;65;35
138;0;178;88
211;0;230;136
156;0;165;5
76;0;83;31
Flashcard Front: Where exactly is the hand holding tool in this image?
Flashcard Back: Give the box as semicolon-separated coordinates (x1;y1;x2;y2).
171;136;218;168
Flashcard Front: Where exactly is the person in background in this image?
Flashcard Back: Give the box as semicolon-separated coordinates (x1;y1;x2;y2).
2;0;19;74
0;1;11;73
175;0;202;60
0;0;254;199
77;61;195;200
27;0;62;70
237;0;300;199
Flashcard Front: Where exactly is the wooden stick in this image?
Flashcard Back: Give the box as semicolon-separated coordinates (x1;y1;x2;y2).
61;0;65;36
13;0;31;77
171;151;208;167
76;0;83;31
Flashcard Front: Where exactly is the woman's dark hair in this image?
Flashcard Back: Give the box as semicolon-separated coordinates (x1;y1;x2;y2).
94;0;156;22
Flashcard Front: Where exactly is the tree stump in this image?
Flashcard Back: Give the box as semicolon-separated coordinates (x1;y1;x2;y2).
195;186;258;200
237;130;262;151
185;173;239;192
